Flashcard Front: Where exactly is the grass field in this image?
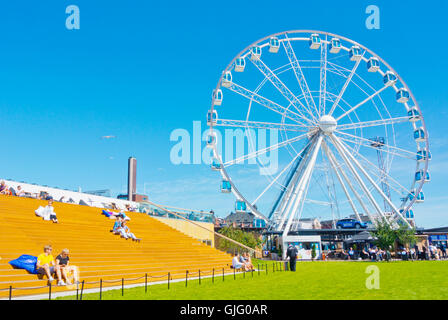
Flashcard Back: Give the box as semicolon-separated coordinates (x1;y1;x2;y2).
57;260;448;300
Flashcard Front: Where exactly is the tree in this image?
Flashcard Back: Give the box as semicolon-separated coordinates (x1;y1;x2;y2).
370;218;417;252
311;244;316;261
395;224;417;249
370;217;395;250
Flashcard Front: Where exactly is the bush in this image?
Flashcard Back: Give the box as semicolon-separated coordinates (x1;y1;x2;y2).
217;226;262;252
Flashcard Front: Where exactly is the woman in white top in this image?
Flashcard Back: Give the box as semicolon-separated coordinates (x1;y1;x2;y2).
35;199;58;223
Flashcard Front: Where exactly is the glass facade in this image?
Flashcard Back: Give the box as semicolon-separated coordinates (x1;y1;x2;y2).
138;202;214;223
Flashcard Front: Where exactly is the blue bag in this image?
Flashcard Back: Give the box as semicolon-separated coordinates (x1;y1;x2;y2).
9;255;38;274
102;210;112;217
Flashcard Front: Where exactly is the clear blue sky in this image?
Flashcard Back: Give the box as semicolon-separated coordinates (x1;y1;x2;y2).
0;0;446;227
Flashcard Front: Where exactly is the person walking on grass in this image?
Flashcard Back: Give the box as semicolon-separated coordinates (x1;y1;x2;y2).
286;244;298;272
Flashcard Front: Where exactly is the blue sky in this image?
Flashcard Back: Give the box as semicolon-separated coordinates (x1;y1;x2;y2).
0;0;447;227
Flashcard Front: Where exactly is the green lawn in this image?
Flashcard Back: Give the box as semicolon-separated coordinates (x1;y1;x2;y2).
57;260;448;300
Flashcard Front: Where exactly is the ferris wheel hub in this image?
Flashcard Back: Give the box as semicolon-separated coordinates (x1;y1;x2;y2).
318;115;337;134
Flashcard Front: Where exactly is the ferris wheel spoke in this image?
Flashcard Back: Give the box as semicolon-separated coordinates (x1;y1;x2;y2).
309;165;333;204
337;116;409;131
251;144;309;206
328;51;366;116
304;198;332;206
331;134;411;227
327;61;386;119
336;84;389;122
215;118;310;132
333;157;377;225
227;82;312;125
249;55;318;123
337;139;411;194
335;130;416;160
223;132;309;167
319;36;328;117
322;140;363;222
282;35;319;118
328;60;388;106
328;134;386;223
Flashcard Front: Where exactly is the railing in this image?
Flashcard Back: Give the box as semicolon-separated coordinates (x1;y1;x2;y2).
141;200;262;258
1;262;286;300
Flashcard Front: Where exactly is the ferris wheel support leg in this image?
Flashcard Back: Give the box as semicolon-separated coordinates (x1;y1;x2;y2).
253;139;312;208
276;138;317;230
282;135;323;239
327;139;376;225
329;134;387;224
327;149;376;226
322;141;362;223
331;135;411;228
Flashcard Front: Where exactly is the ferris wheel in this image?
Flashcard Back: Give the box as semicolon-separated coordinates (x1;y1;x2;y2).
206;30;430;235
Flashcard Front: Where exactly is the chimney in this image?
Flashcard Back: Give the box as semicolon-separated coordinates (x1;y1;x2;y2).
127;157;137;201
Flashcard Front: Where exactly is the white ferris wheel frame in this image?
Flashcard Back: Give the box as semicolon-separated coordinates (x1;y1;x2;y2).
207;30;430;232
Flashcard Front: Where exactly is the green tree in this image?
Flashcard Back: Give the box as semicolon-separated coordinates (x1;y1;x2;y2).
370;217;395;250
370;218;417;253
395;224;417;249
311;244;316;261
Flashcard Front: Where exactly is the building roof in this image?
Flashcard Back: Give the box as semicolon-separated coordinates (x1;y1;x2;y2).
225;211;255;223
423;226;448;233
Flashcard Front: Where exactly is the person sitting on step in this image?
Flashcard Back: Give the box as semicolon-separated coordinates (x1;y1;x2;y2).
35;199;58;223
36;245;60;285
55;248;79;285
121;220;140;241
0;180;11;195
112;215;125;235
243;252;255;271
231;253;248;271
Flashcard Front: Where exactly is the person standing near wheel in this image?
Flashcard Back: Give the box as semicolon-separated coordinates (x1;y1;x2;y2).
286;244;298;272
